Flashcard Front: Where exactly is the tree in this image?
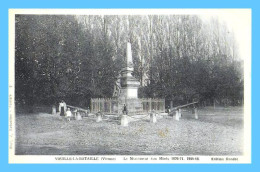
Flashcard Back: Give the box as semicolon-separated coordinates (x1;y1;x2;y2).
15;14;244;110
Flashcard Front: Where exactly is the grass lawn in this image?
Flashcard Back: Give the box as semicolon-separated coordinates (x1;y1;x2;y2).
15;106;244;155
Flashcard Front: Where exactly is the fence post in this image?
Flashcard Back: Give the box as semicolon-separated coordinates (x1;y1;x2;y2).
149;98;152;112
102;98;105;112
175;109;179;121
94;99;96;112
52;105;56;115
99;98;101;112
97;98;99;112
165;99;166;112
96;112;102;122
179;108;182;118
95;99;96;113
76;111;82;120
91;99;93;113
157;101;159;112
142;99;144;112
121;114;128;126
194;108;198;119
109;99;112;113
117;99;119;114
150;111;157;123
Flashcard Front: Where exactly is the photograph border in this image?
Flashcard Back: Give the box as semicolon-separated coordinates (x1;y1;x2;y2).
8;8;251;164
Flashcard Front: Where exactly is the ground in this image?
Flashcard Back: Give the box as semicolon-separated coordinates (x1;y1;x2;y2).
15;106;244;155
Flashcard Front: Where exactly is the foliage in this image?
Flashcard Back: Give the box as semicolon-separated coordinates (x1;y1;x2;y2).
15;15;243;108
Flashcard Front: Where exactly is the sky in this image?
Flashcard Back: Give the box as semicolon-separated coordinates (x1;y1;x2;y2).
199;9;251;61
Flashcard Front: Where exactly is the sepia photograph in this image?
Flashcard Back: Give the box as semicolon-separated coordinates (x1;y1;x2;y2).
8;9;251;163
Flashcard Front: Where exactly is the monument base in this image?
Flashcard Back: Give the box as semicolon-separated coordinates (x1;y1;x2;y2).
117;97;143;115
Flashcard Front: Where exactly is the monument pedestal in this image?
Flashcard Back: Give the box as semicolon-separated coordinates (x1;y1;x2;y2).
117;97;143;115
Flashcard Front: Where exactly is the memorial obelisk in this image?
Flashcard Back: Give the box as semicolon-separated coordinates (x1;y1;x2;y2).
117;42;142;114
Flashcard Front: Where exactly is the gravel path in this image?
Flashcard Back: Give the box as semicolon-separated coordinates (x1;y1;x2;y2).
15;107;244;155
